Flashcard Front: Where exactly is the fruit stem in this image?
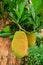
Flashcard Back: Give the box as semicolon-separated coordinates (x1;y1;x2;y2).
12;20;28;33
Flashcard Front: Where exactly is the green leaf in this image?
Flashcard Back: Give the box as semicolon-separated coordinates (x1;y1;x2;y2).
9;12;17;21
40;13;43;22
17;0;24;4
14;2;25;20
3;25;10;33
29;5;35;20
35;16;40;27
32;0;42;14
0;33;11;37
27;3;35;20
20;8;29;21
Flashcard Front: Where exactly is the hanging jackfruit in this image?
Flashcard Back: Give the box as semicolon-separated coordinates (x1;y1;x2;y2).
11;31;28;58
27;33;36;47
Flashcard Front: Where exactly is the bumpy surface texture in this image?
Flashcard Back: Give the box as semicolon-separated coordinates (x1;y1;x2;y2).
27;33;36;47
11;31;28;58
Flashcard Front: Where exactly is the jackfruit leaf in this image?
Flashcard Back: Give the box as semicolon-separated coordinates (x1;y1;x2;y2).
9;12;17;22
13;2;25;20
20;20;32;27
40;13;43;23
38;13;43;29
17;0;24;4
32;0;42;14
35;16;40;27
29;5;35;20
3;0;17;11
3;25;10;33
20;8;29;22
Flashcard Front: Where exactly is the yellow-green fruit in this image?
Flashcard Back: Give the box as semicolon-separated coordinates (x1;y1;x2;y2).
11;31;28;58
27;33;36;47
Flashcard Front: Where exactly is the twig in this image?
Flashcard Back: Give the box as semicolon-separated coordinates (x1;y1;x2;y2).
12;20;28;33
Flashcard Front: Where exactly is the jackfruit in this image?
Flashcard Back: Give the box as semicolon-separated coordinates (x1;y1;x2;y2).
11;31;28;58
27;33;36;47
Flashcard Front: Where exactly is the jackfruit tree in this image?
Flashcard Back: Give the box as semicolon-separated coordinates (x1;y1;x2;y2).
0;0;43;65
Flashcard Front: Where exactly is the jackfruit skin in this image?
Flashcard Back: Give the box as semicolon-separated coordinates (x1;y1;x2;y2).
27;33;36;47
11;31;28;58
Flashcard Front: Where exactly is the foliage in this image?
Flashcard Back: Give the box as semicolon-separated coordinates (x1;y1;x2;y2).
28;45;43;65
36;34;43;46
0;0;43;38
3;25;10;33
32;0;43;14
0;0;43;64
0;0;42;34
32;0;43;30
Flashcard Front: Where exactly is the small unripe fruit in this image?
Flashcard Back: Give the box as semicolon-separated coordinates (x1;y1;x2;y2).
27;33;36;47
